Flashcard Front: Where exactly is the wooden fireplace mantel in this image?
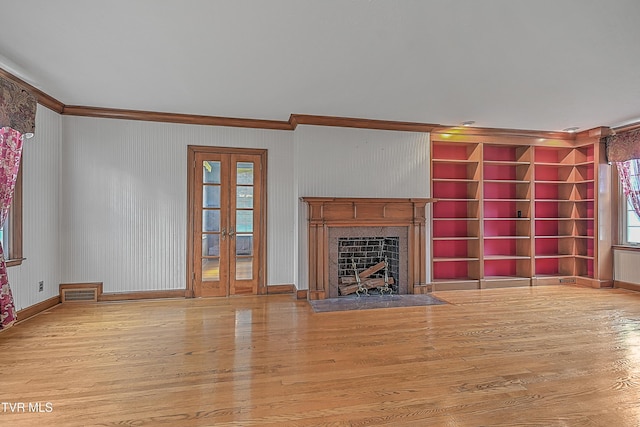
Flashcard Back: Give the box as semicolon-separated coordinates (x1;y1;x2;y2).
301;197;437;300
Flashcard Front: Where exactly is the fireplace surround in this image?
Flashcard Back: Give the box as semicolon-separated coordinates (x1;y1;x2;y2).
301;197;436;300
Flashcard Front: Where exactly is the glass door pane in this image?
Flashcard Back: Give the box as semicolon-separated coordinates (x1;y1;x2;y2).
235;162;254;280
202;161;222;281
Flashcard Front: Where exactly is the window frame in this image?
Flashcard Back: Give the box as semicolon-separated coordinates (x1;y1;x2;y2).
4;164;23;267
617;160;640;247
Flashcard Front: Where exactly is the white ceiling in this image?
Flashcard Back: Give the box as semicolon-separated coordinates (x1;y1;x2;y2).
1;0;640;132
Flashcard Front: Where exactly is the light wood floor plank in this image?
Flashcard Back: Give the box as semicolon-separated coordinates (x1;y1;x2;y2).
2;286;640;425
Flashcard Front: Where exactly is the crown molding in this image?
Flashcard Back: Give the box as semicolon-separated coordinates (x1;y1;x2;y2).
431;125;575;141
289;114;439;132
0;67;614;138
612;121;640;134
62;105;293;130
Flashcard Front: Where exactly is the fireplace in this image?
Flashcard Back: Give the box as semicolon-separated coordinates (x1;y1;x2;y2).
301;197;436;300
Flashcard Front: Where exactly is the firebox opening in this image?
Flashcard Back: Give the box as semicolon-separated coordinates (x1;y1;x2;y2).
337;237;400;296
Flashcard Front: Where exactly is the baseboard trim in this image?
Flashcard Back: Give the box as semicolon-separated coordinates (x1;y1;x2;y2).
575;277;614;289
266;284;295;295
296;289;309;300
99;290;186;302
614;280;640;292
16;295;60;323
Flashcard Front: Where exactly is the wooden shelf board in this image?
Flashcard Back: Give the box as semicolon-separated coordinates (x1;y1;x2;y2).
535;235;574;239
484;255;531;260
432;159;479;164
575;255;595;260
574;236;595;240
433;178;478;183
533;274;574;279
535;218;574;221
535;180;574;185
433;257;480;262
433;237;480;241
435;198;480;202
534;162;575;167
535;254;573;259
484;217;530;221
484;198;531;202
484;236;530;240
484;179;530;184
483;161;530;166
433;217;479;221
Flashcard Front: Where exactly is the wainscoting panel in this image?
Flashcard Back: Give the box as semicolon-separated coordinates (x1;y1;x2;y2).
295;126;430;198
8;105;63;311
61;117;295;293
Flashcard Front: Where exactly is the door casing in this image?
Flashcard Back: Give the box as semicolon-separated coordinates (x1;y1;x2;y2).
186;145;268;297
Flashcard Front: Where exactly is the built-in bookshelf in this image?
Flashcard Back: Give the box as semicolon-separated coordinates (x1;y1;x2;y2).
482;144;532;286
431;141;481;283
430;131;608;290
573;144;596;279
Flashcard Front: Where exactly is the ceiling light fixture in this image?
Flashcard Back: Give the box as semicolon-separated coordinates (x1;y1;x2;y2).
562;127;579;133
462;121;475;127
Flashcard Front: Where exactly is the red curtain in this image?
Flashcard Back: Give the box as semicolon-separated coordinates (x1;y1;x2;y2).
0;127;24;329
617;159;640;220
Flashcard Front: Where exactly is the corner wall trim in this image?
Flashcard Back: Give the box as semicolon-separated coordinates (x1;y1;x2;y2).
16;295;60;323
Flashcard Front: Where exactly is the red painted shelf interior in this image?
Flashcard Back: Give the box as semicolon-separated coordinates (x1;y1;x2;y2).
432;143;596;281
433;261;470;280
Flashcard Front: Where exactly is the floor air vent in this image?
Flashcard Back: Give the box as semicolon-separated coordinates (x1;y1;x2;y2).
60;283;102;303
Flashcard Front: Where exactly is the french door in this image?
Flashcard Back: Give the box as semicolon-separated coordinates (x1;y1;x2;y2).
188;147;266;297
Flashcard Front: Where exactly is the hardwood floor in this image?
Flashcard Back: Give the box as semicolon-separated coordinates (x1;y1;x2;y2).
2;285;640;426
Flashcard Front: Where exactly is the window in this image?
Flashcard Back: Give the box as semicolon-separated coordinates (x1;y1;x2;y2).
625;199;640;244
3;165;23;266
620;159;640;246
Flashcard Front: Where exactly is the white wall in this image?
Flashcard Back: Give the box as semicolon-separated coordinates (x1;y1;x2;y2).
294;125;431;289
8;105;62;310
61;117;295;292
614;249;640;285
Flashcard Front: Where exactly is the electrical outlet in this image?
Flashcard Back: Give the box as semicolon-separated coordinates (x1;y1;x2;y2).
38;281;44;292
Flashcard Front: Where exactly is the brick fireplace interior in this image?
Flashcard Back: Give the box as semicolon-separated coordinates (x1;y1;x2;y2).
329;227;408;298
